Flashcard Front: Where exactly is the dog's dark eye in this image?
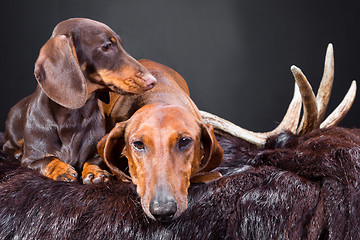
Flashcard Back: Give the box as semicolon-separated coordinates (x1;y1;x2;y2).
178;137;193;151
101;43;112;52
132;141;145;151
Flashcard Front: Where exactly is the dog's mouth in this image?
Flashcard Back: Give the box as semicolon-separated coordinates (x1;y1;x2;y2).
106;82;138;95
104;77;154;95
141;200;178;222
90;69;155;95
141;200;187;222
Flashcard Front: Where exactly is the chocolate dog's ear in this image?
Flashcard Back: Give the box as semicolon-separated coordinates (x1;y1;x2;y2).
191;123;223;183
34;34;87;109
97;122;131;182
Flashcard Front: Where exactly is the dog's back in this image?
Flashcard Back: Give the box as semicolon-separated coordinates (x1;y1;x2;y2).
3;94;33;157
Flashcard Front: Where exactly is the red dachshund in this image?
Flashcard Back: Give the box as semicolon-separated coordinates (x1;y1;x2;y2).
98;59;223;221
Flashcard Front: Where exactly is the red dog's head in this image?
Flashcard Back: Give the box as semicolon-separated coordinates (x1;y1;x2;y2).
98;103;223;221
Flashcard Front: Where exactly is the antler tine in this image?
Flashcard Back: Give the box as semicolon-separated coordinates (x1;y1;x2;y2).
316;43;335;125
200;82;302;146
266;83;302;135
200;110;268;146
291;66;319;135
320;80;357;128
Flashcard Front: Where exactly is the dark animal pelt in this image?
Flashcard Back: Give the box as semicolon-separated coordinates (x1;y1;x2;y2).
0;127;360;239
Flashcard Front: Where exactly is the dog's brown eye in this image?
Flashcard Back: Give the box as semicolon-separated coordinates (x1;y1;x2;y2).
133;141;145;151
178;138;193;151
101;43;111;52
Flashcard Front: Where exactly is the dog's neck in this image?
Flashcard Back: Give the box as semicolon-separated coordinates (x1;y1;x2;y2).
35;87;100;119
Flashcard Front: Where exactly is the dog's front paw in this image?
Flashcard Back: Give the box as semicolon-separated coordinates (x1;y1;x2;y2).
82;163;111;184
43;158;78;182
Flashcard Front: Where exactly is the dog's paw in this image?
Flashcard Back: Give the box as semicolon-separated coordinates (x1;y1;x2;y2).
43;158;78;182
82;164;111;184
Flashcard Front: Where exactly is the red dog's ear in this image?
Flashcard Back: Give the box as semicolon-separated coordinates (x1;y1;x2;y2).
34;34;87;109
191;123;223;183
97;122;132;182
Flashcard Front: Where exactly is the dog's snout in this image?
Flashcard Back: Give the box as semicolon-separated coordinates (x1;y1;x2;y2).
149;187;177;222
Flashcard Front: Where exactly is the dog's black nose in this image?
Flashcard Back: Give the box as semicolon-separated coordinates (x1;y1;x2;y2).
149;188;177;222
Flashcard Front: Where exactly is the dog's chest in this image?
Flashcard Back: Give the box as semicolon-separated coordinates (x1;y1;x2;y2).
55;99;105;166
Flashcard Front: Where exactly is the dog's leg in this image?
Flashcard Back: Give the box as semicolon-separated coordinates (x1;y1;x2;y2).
82;156;111;184
3;138;24;159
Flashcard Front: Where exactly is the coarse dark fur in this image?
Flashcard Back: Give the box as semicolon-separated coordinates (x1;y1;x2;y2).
0;127;360;239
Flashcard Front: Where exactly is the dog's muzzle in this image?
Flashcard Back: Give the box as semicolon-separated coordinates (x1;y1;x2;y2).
149;185;177;222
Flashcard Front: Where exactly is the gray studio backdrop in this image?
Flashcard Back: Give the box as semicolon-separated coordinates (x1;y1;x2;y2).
1;0;359;132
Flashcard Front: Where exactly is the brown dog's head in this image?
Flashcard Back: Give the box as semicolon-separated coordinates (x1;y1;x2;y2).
34;18;156;109
98;104;223;222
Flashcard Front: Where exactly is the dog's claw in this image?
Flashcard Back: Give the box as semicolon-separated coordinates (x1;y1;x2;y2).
57;173;78;182
55;169;78;182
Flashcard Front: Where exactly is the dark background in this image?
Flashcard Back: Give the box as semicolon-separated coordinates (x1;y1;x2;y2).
1;0;360;132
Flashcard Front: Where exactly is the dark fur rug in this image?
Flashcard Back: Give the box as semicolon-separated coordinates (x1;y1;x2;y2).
0;127;359;239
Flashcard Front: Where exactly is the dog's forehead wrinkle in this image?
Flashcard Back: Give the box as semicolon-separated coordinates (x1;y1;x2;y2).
158;108;199;134
127;117;160;140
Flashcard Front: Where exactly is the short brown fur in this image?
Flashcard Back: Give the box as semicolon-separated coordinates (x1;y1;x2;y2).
99;59;223;221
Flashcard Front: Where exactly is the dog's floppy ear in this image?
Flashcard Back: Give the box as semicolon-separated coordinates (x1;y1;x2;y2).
191;123;223;183
97;122;131;182
34;34;87;109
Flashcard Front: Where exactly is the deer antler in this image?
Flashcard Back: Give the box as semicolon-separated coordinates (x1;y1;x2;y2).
199;83;302;145
293;43;357;134
320;80;356;129
201;44;357;146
